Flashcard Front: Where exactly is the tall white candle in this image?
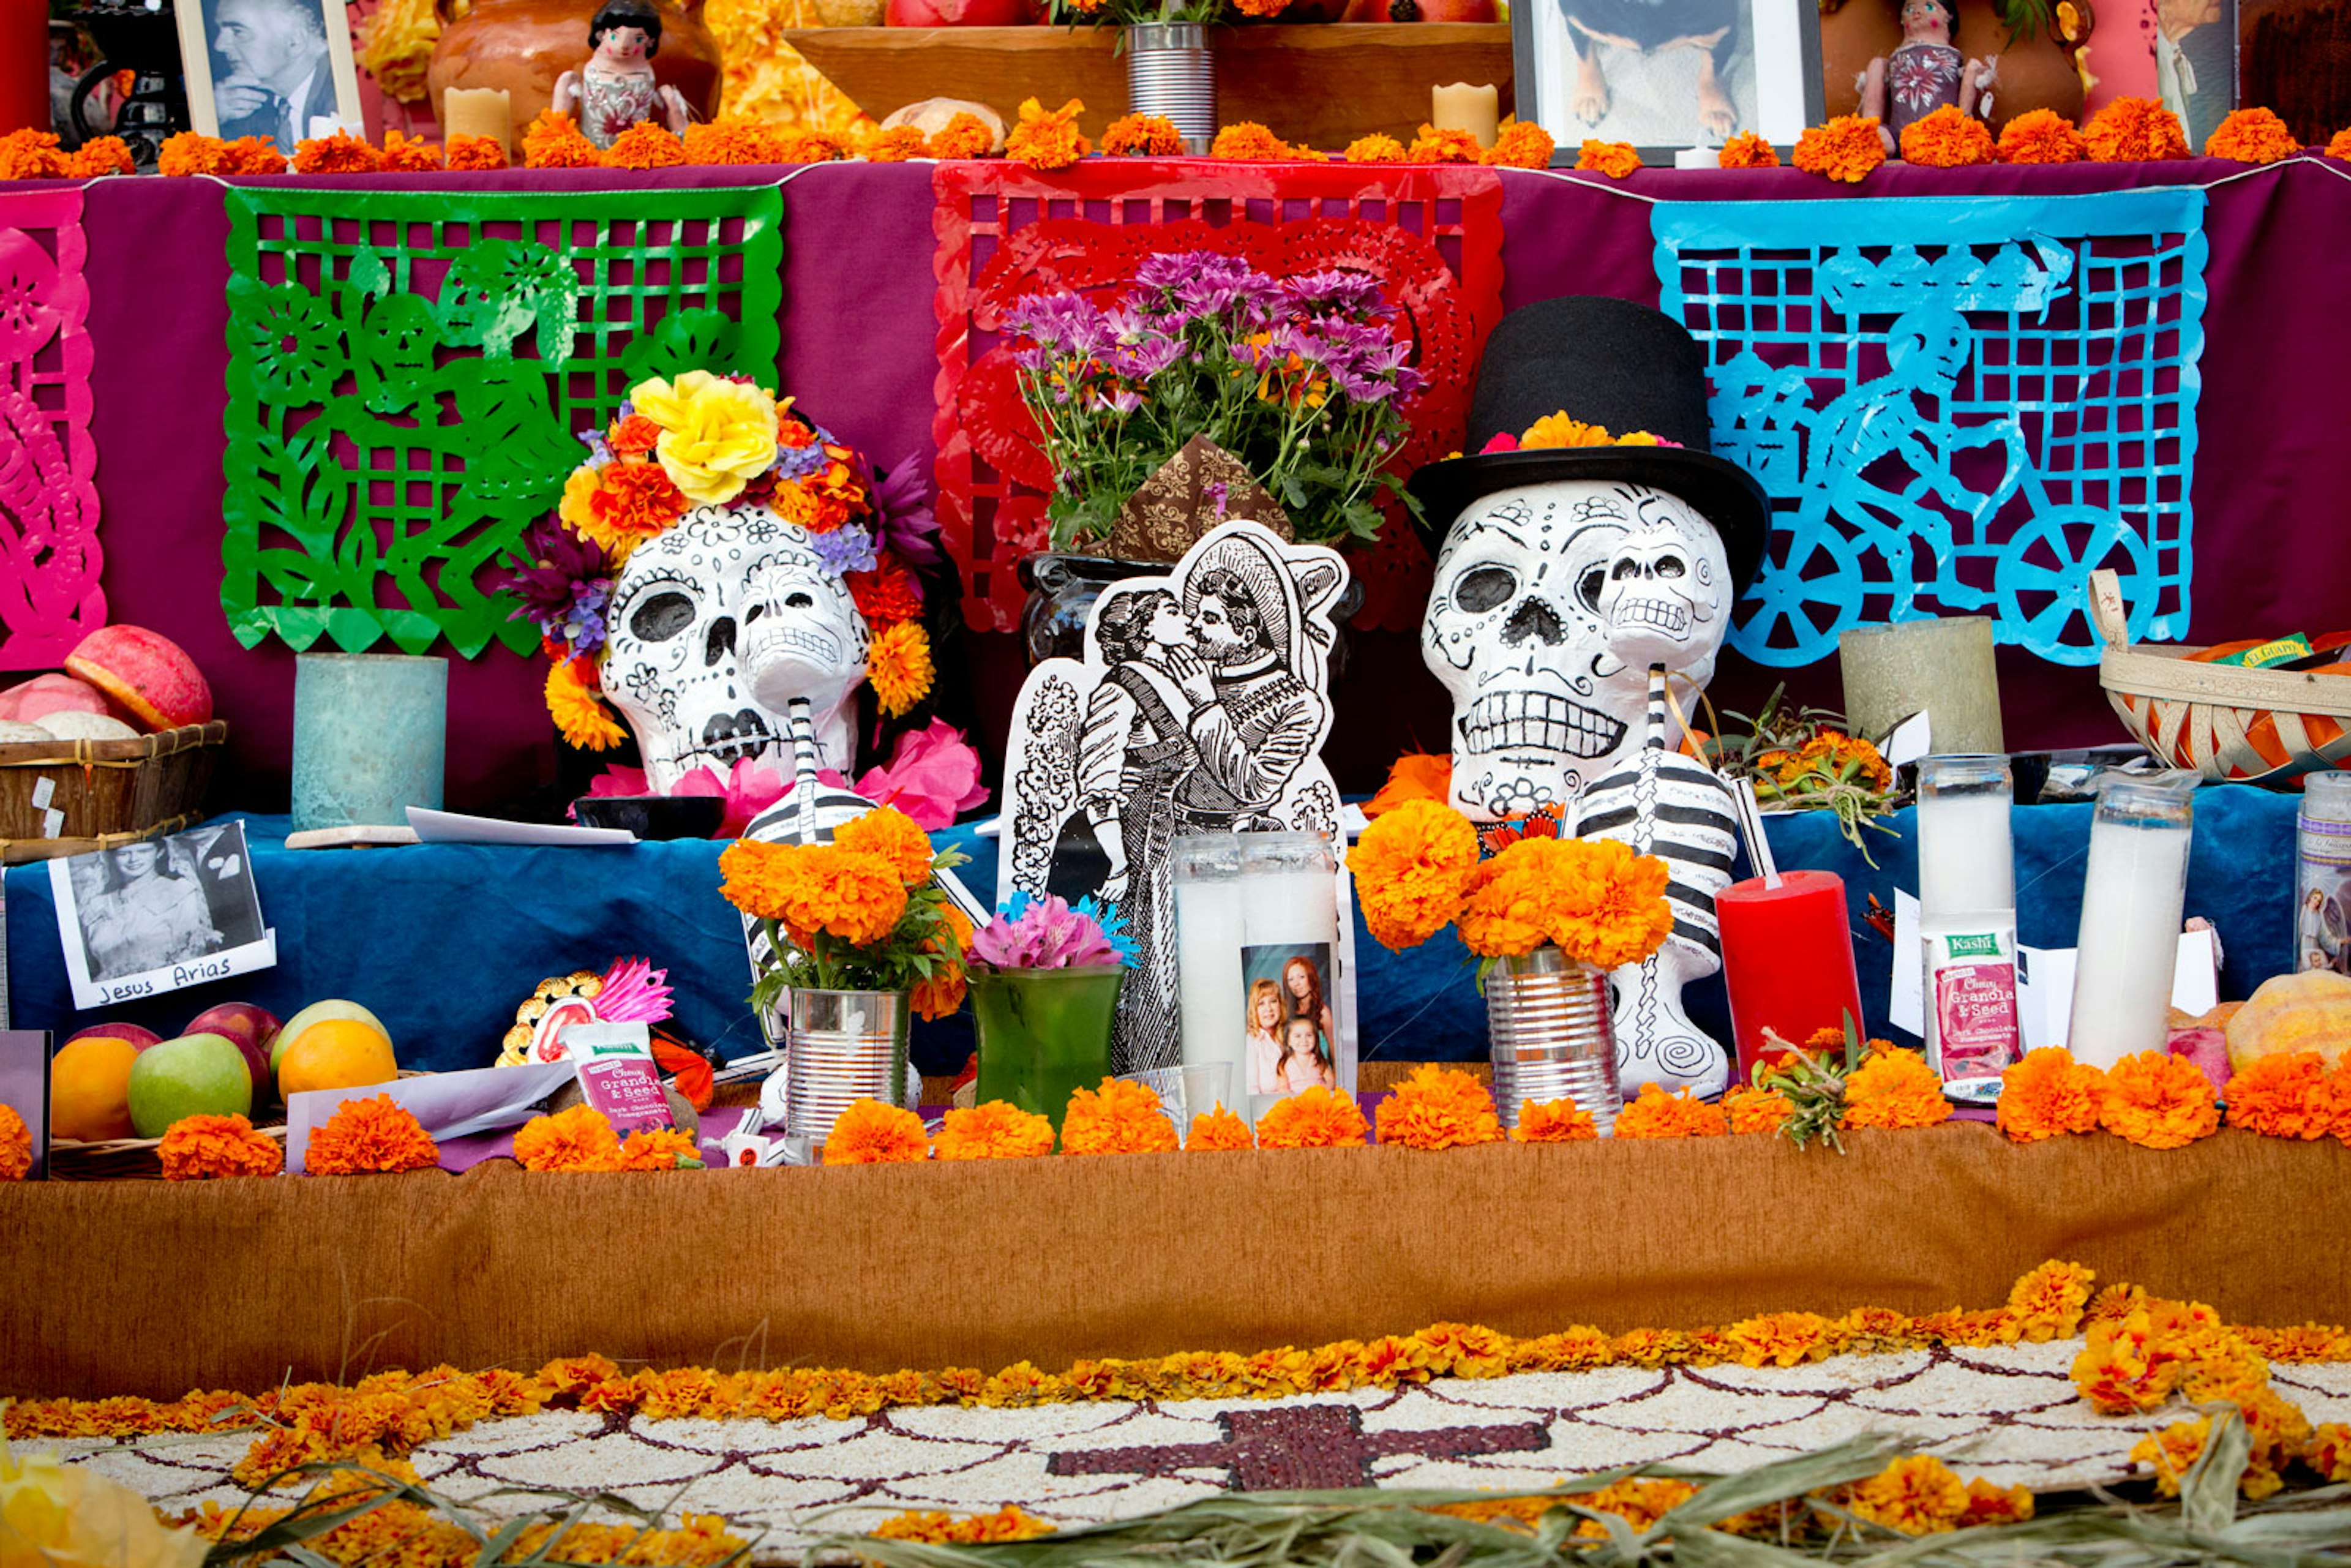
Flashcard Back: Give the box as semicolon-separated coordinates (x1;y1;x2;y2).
2068;786;2194;1070
1174;837;1248;1095
1917;756;2014;918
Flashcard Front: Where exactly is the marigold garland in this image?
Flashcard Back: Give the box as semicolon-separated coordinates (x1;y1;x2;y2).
1512;1097;1598;1142
1613;1082;1730;1138
1484;122;1556;168
1997;108;2088;164
158;1114;284;1180
378;129;443;172
871;1506;1054;1543
1995;1046;2107;1141
1723;1083;1793;1135
1007;97;1091;170
2098;1049;2220;1149
1717;130;1780;168
1408;124;1482;164
1348;798;1482;951
1374;1064;1504;1150
1210;122;1300;162
868;620;936;718
1793;115;1885;182
1185;1103;1256;1151
0;1102;28;1180
2205;106;2300;163
0;130;67;181
602;121;688;170
2008;1259;2096;1341
1575;139;1642;178
2083;96;2191;162
928;113;997;161
158;132;227;178
1256;1084;1370;1148
1840;1046;1951;1130
445;135;509;171
2330;127;2351;162
305;1095;440;1176
683;116;789;166
512;1104;621;1172
1344;132;1408;163
1101;113;1185;157
1060;1077;1180;1156
1899;104;1994;167
293;131;384;175
933;1100;1057;1160
68;137;135;179
523;110;602;170
823;1098;930;1164
2223;1051;2344;1139
618;1127;704;1171
2131;1417;2210;1496
861;125;932;163
779;129;849;164
1846;1454;1972;1535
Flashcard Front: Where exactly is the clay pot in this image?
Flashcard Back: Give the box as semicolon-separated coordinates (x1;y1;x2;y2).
426;0;724;141
1819;0;2083;133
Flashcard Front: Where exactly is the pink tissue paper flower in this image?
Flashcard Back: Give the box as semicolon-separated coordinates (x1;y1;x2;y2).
581;721;989;837
970;894;1120;970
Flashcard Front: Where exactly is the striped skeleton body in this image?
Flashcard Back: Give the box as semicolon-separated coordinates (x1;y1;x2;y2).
1572;667;1738;1097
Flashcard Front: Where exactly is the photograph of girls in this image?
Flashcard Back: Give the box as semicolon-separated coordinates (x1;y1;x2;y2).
1242;943;1340;1100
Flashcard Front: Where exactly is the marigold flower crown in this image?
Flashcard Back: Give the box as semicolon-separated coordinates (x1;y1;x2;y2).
499;369;939;751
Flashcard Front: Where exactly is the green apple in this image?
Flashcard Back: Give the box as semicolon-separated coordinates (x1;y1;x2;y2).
127;1032;255;1138
272;1000;389;1071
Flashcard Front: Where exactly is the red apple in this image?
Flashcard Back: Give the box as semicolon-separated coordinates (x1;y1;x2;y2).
64;626;214;732
186;1003;283;1098
64;1021;163;1051
885;0;1038;24
0;673;110;724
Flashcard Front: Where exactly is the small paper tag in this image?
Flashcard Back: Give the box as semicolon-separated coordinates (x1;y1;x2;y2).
30;778;54;809
40;808;62;839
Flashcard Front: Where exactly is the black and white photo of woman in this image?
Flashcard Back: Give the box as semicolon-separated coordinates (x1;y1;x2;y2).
75;839;222;981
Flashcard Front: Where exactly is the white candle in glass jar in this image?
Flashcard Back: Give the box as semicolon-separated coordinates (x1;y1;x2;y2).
1917;756;2015;918
2067;782;2194;1070
1174;836;1248;1092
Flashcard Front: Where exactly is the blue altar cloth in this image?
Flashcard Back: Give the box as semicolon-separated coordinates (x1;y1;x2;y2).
1;788;2297;1076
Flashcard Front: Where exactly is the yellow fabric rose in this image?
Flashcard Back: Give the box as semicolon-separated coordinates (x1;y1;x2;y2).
632;371;779;508
0;1438;207;1568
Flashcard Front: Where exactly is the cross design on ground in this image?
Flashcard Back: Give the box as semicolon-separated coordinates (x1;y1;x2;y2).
1048;1405;1550;1491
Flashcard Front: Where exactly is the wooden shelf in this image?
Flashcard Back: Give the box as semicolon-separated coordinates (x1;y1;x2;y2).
779;24;1515;149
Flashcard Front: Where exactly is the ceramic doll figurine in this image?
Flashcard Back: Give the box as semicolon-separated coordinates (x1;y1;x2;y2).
552;0;691;148
1860;0;1995;155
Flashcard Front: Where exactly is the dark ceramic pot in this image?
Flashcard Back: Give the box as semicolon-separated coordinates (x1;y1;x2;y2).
571;793;727;840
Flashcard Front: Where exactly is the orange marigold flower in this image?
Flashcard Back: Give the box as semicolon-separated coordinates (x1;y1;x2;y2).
1613;1081;1729;1138
1575;138;1641;178
778;129;849;164
1484;122;1556;168
1102;113;1185;157
1364;753;1451;817
1996;1046;2106;1141
306;1095;439;1176
2083;95;2190;161
1959;1478;2034;1526
0;130;67;180
1793;114;1885;182
1781;732;1895;792
1185;1102;1256;1150
1723;1083;1793;1133
1257;1084;1370;1149
683;116;789;165
1513;1097;1598;1142
2309;1421;2351;1482
1726;1310;1834;1368
928;112;997;161
1899;103;1993;167
1564;1477;1697;1535
1521;413;1616;448
1717;130;1780;167
1841;1046;1951;1130
2071;1308;2177;1412
522;110;600;170
861;125;931;163
1061;1077;1181;1155
2330;127;2351;162
911;904;972;1023
220;137;290;175
602;121;687;170
1210;121;1297;162
1456;835;1674;970
546;656;626;751
2131;1416;2208;1496
869;620;935;718
822;1098;929;1164
1007;97;1091;170
378;129;443;171
2205;105;2300;162
1408;124;1482;163
1997;107;2088;164
871;1506;1053;1544
158;131;227;177
934;1100;1056;1160
292;130;383;174
66;137;136;179
718;839;909;944
0;1103;28;1180
159;1114;284;1180
576;460;687;554
1343;132;1408;163
1348;798;1480;951
2098;1049;2219;1148
1845;1454;1970;1535
618;1127;703;1171
2006;1259;2095;1341
2224;1051;2341;1138
1376;1064;1504;1150
445;134;509;171
832;806;936;888
512;1104;621;1172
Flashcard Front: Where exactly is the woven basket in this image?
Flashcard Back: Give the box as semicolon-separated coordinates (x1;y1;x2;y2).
2091;569;2351;785
0;722;227;864
47;1122;290;1182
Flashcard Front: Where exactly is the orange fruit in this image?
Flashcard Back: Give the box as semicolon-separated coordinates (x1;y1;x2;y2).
51;1035;140;1141
276;1018;399;1100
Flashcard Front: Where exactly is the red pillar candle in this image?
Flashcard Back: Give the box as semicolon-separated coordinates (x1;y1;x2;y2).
1715;869;1865;1082
0;0;47;138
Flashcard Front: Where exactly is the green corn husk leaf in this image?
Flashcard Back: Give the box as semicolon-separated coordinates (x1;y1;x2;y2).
2184;1408;2255;1534
1657;1435;1908;1531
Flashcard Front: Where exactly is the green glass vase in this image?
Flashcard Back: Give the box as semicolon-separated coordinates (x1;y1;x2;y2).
970;966;1125;1130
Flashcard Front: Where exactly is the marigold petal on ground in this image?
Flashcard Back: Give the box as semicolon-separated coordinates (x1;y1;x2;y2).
823;1098;929;1163
1793;115;1885;182
871;1506;1054;1542
1845;1454;1971;1534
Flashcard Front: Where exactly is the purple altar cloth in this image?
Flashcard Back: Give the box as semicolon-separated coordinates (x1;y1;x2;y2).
63;159;2351;808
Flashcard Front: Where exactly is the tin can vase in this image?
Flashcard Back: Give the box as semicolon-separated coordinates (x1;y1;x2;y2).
785;987;910;1147
1486;947;1622;1134
971;966;1123;1130
1124;22;1214;154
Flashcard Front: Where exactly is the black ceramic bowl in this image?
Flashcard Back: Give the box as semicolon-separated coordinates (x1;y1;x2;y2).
571;795;726;841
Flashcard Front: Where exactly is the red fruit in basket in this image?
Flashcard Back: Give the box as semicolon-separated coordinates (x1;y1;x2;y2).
65;1021;163;1051
885;0;1037;24
0;673;110;724
64;626;214;732
186;1003;283;1095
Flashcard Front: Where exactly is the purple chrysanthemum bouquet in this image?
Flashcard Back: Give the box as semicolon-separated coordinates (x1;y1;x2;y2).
999;251;1424;550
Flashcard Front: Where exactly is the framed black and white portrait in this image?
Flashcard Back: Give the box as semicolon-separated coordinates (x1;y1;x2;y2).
174;0;362;145
1512;0;1826;159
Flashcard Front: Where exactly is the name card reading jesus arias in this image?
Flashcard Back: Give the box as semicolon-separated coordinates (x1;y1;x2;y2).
48;822;276;1011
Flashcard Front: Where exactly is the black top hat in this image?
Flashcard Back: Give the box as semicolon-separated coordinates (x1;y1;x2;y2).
1407;296;1769;595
